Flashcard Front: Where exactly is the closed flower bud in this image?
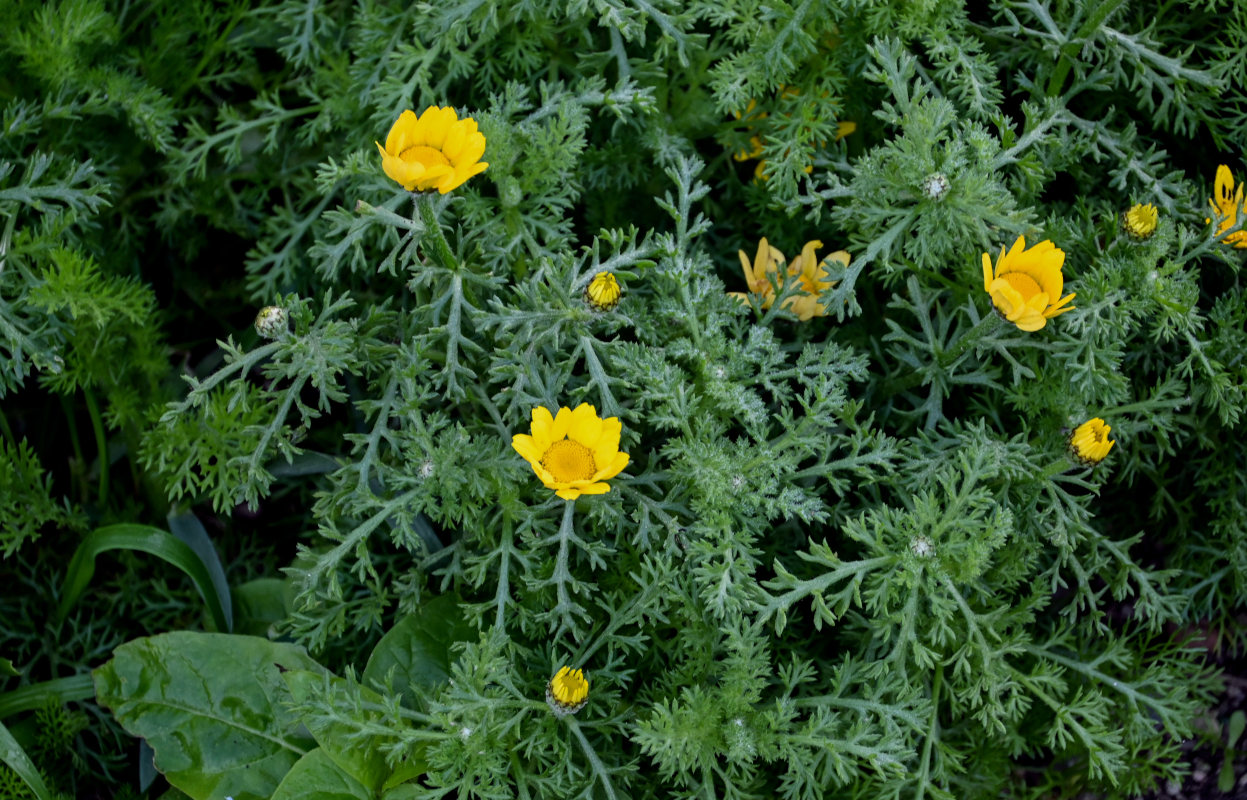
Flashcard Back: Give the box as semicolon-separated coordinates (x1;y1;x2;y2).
254;306;288;339
921;172;950;201
584;272;621;312
546;666;589;716
1122;203;1158;239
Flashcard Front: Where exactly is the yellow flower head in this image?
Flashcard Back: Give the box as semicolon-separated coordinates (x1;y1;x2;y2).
584;272;621;312
546;666;588;715
730;238;849;321
511;404;629;500
376;106;488;194
981;236;1075;332
1069;418;1115;466
1122;203;1158;239
1206;165;1247;248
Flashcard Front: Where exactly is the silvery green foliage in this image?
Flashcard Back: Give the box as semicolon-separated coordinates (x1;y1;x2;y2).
3;1;1246;799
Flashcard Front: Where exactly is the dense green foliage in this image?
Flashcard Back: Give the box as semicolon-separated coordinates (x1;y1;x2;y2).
1;0;1245;798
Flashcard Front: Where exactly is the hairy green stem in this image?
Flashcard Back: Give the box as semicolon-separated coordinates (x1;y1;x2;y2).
417;193;459;271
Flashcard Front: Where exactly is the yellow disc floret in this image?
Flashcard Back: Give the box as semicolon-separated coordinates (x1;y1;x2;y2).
1069;418;1115;466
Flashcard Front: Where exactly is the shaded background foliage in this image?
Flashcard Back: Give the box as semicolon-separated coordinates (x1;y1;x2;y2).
0;0;1245;798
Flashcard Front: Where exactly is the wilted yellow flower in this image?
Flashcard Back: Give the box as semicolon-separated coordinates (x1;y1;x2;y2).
1122;203;1158;239
731;90;854;180
511;404;629;500
1069;418;1115;465
981;236;1075;332
730;238;849;321
546;666;588;715
1206;165;1247;248
376;106;488;194
584;272;621;311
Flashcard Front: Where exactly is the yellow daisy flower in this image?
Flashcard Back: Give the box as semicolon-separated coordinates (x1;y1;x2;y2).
511;404;630;500
981;236;1075;332
1069;418;1114;465
730;238;850;321
584;272;621;312
1122;203;1158;239
375;106;488;194
546;666;589;716
1206;165;1247;248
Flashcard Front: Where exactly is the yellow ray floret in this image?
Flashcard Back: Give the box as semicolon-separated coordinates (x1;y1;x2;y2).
376;106;489;194
981;236;1075;332
1069;418;1115;465
1206;165;1247;248
511;404;630;500
730;238;850;321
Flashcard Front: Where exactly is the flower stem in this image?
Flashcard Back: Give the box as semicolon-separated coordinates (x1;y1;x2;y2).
416;193;460;271
83;388;108;507
1040;456;1074;479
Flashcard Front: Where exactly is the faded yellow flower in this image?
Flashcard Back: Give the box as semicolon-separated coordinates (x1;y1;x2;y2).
1122;203;1158;239
511;404;629;500
981;236;1075;332
376;106;488;194
731;238;849;321
546;666;588;716
1069;418;1115;465
731;89;854;180
1206;165;1247;248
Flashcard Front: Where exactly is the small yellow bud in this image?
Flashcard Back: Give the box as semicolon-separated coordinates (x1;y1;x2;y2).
1069;418;1115;466
546;666;589;716
584;272;621;312
1122;203;1158;239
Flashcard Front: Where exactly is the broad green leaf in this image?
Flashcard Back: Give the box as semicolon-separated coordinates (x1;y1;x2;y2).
0;718;53;800
363;593;471;709
58;523;231;631
232;577;293;637
283;669;390;793
93;632;323;800
270;747;372;800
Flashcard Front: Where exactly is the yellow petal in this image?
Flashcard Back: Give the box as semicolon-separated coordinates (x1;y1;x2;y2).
384;110;419;154
591;418;622;465
572;481;610;495
568;404;601;445
531;406;555;447
458;131;486;165
555;487;583;500
442;122;468;161
982;252;995;292
594;450;630;481
550;406;574;441
511;434;542;465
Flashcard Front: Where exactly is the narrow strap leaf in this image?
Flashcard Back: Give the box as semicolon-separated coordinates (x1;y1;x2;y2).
57;523;231;632
0;674;94;720
0;719;53;800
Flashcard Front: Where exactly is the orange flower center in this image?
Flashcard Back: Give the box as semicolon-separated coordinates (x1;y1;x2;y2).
400;145;451;168
1000;272;1041;299
541;440;596;483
